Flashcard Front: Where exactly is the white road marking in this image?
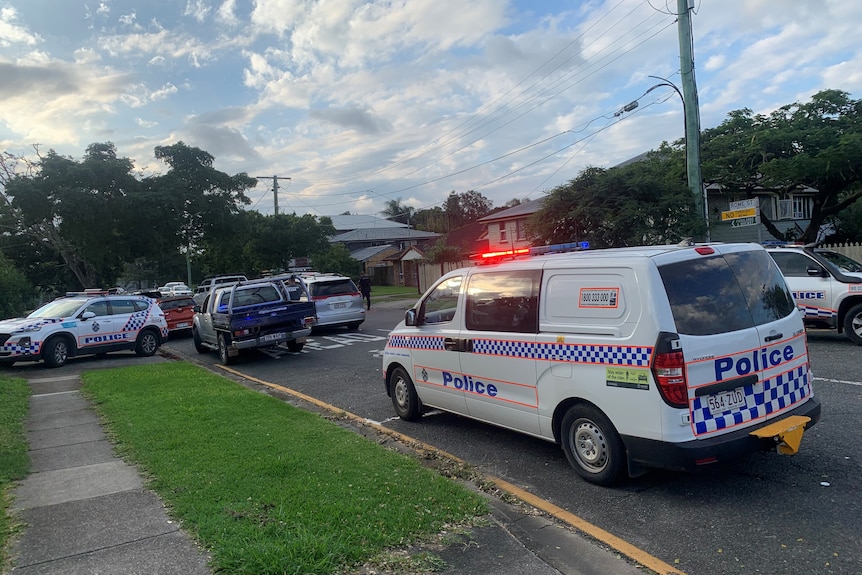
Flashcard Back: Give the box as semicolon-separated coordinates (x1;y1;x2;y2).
814;376;862;387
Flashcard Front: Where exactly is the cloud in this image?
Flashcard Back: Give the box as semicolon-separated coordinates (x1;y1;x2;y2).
309;105;392;135
0;6;41;47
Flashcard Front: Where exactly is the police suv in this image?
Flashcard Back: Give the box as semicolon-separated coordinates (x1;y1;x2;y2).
0;291;169;368
383;242;821;485
766;244;862;345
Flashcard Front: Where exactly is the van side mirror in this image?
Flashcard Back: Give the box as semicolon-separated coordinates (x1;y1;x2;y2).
405;309;417;326
193;305;201;313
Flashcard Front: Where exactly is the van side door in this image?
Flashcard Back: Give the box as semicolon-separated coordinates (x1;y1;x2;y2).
458;269;541;435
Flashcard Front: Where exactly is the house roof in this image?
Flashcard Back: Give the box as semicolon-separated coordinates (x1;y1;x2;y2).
330;227;440;243
327;214;408;231
477;197;546;223
350;244;398;262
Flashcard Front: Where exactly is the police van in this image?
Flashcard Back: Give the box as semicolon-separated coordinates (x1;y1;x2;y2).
382;242;822;485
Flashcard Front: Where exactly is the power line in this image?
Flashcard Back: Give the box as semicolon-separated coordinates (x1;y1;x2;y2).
253;175;291;215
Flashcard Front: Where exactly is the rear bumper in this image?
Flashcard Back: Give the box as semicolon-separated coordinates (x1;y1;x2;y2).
233;329;311;350
623;397;822;473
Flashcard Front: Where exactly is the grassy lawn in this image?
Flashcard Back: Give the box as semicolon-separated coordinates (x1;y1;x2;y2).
370;285;422;300
0;375;30;572
81;362;487;575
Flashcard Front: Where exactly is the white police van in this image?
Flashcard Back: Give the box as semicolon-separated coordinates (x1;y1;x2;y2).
383;242;821;484
0;291;169;368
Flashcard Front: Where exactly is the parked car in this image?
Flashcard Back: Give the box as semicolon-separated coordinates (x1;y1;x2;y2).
766;244;862;344
0;291;169;368
159;282;192;297
300;273;365;330
158;295;196;335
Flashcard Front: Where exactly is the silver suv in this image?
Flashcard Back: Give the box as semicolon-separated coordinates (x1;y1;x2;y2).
766;245;862;344
0;292;169;367
300;273;365;330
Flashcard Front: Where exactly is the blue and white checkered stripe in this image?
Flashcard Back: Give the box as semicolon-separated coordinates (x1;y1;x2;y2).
472;339;652;366
387;335;446;351
1;340;42;356
799;305;835;319
691;364;810;435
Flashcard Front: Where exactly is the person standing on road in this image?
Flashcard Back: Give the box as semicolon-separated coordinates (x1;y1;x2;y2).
359;273;372;310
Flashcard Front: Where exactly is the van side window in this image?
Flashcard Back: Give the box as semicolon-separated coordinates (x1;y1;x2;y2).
420;277;463;324
466;270;541;333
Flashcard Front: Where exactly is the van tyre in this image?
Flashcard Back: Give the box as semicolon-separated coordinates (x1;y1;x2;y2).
135;329;159;357
561;404;625;486
843;303;862;345
390;366;421;421
192;328;208;353
42;336;70;368
218;333;234;365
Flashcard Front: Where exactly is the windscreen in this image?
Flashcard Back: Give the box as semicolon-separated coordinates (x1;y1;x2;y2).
659;250;796;336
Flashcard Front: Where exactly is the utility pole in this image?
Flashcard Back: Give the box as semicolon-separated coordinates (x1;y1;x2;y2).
254;175;291;216
677;0;707;240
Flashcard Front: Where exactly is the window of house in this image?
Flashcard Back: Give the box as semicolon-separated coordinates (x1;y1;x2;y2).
792;196;813;219
499;222;507;243
515;219;526;241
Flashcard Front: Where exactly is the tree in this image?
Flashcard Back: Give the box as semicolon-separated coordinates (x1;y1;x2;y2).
444;190;493;230
700;89;862;243
310;243;360;277
1;143;141;289
380;198;414;225
530;147;702;248
0;251;35;317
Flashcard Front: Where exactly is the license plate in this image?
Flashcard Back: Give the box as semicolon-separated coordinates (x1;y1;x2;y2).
261;332;285;342
333;302;347;309
707;388;746;415
176;322;190;328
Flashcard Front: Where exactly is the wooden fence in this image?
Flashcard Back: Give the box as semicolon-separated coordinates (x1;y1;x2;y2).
819;242;862;263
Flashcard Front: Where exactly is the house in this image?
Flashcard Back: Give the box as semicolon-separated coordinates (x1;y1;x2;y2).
326;214;440;286
706;183;819;242
476;198;546;253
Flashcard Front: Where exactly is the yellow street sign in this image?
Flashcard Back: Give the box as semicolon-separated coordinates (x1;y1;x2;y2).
721;207;757;221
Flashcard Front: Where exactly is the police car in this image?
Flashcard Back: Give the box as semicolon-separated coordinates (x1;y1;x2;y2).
0;291;169;368
383;242;821;485
766;244;862;345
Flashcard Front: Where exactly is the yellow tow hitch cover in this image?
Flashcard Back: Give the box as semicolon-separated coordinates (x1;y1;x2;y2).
750;415;811;455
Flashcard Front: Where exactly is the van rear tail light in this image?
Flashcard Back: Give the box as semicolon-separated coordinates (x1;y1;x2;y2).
652;333;688;408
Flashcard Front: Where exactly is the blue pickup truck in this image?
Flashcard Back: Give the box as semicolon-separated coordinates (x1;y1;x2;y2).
192;276;316;364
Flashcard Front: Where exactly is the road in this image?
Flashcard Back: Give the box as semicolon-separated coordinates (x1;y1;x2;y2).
160;308;860;575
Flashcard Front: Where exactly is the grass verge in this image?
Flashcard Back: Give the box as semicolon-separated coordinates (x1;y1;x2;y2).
0;374;30;571
82;362;487;575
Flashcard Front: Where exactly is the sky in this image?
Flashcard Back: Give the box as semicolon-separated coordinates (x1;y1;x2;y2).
1;0;860;219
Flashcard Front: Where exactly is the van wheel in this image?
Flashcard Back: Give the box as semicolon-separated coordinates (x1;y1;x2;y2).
561;405;625;485
390;366;420;421
135;330;159;357
42;336;70;368
192;328;208;353
843;304;862;345
218;333;234;365
346;321;362;330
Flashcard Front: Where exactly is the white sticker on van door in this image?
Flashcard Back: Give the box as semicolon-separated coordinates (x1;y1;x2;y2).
579;287;619;308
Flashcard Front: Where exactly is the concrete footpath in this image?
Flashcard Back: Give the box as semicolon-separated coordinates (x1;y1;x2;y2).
5;355;648;575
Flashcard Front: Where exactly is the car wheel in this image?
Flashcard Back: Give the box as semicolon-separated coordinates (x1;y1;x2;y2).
390;366;421;421
192;327;208;353
843;303;862;345
42;336;70;368
286;340;304;353
346;321;362;330
560;404;626;485
135;330;159;357
217;333;234;365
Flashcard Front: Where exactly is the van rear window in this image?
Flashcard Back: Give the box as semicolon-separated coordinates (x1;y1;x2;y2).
658;250;795;336
309;279;358;297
